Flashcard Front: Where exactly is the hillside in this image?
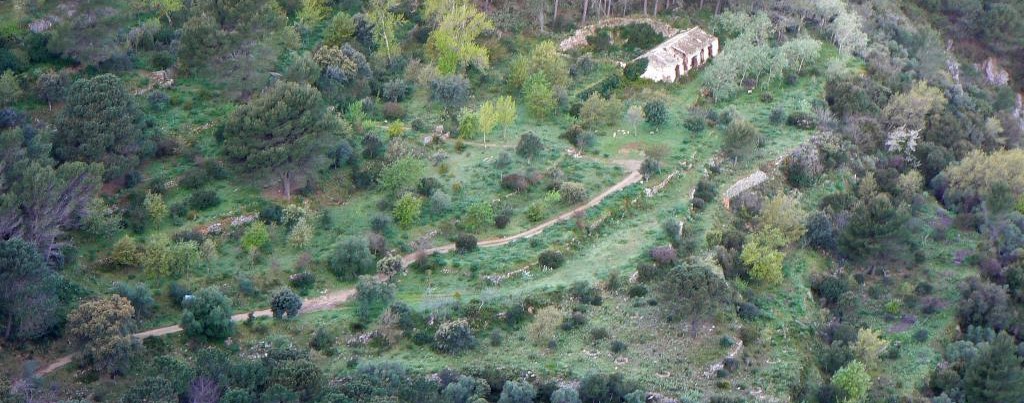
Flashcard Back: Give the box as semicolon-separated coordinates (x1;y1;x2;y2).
1;0;1023;402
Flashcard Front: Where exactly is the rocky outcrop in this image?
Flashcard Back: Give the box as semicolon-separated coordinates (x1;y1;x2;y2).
981;57;1010;86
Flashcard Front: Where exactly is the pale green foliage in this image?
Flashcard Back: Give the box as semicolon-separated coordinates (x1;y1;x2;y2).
462;201;494;232
741;227;786;284
578;93;624;128
287;217;314;247
323;12;356;47
148;0;183;23
241;221;270;255
393;194;423;229
832;360;871;403
829;7;869;54
852;328;888;364
427;3;494;74
779;37;822;73
378;158;426;194
111;235;141;268
882;81;946;130
143;191;168;223
758;194;807;244
523;74;556;119
67;295;137;374
298;0;329;26
945;149;1024;207
477;96;516;140
367;0;406;61
82;198;122;236
626;105;644;134
508;41;569;91
0;70;22;107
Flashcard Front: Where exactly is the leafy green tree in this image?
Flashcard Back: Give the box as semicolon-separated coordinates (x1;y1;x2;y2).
963;332;1024;402
0;239;61;341
378;158;426;195
53;74;146;180
516;132;545;163
111;281;156;318
430;75;470;118
393;193;423;229
741;228;786;284
355;277;395;323
832;360;871;403
498;380;536;403
657;261;734;333
222;81;339;198
0;70;21;107
462;201;494;232
284;51;321;84
523;73;556;119
443;375;490;403
144;191;168;223
758;194;807;244
323;12;356;47
67;295;137;374
328;236;376;279
426;3;494;74
578;93;624;128
367;0;406;62
297;0;329;27
271;289;303;319
643;101;667;126
181;287;235;340
507;41;570;91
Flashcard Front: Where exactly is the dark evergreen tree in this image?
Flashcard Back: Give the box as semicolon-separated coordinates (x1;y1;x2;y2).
53;74;146;181
181;287;234;340
0;239;61;341
222;82;340;198
963;332;1024;402
270;289;302;319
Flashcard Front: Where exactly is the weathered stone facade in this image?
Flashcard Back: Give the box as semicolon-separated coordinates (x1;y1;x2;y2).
634;26;719;83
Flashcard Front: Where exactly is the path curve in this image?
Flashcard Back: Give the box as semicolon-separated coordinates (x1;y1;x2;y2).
36;171;642;377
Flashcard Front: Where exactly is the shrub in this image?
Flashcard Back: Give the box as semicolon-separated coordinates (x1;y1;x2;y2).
627;285;648;298
434;319;477;354
650;245;677;266
591;327;610;340
561;311;588;331
769;107;786;125
270;289;302;319
559;182;588;204
570;281;603;306
787;111;816;129
188;190;221;210
684;113;706;133
502;174;531;192
722;119;762;159
623;58;648;81
111;281;155;318
181;287;234;340
455;234;478;253
643;101;667;126
610;340;627;353
310;326;335;353
328;237;376;280
538;250;565;268
498;380;537;403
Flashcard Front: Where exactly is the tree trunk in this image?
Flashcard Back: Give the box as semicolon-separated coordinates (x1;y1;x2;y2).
282;172;292;200
653;0;659;16
582;0;589;23
715;0;722;14
644;0;648;14
553;0;559;27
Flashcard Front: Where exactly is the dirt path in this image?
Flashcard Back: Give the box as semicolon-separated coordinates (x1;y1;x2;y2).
36;171;642;377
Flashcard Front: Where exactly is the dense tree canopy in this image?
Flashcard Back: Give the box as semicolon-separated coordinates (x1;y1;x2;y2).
53;74;147;181
222;82;341;198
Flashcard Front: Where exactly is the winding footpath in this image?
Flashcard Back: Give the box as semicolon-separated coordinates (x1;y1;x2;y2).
35;170;643;377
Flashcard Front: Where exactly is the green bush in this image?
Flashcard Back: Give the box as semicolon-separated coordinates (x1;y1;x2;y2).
643;101;667;126
538;250;565;268
434;319;477;354
188;190;221;210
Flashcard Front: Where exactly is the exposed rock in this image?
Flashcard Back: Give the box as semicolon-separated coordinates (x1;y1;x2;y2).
981;57;1010;86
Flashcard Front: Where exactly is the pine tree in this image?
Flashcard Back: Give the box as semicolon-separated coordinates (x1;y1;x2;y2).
963;332;1024;402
